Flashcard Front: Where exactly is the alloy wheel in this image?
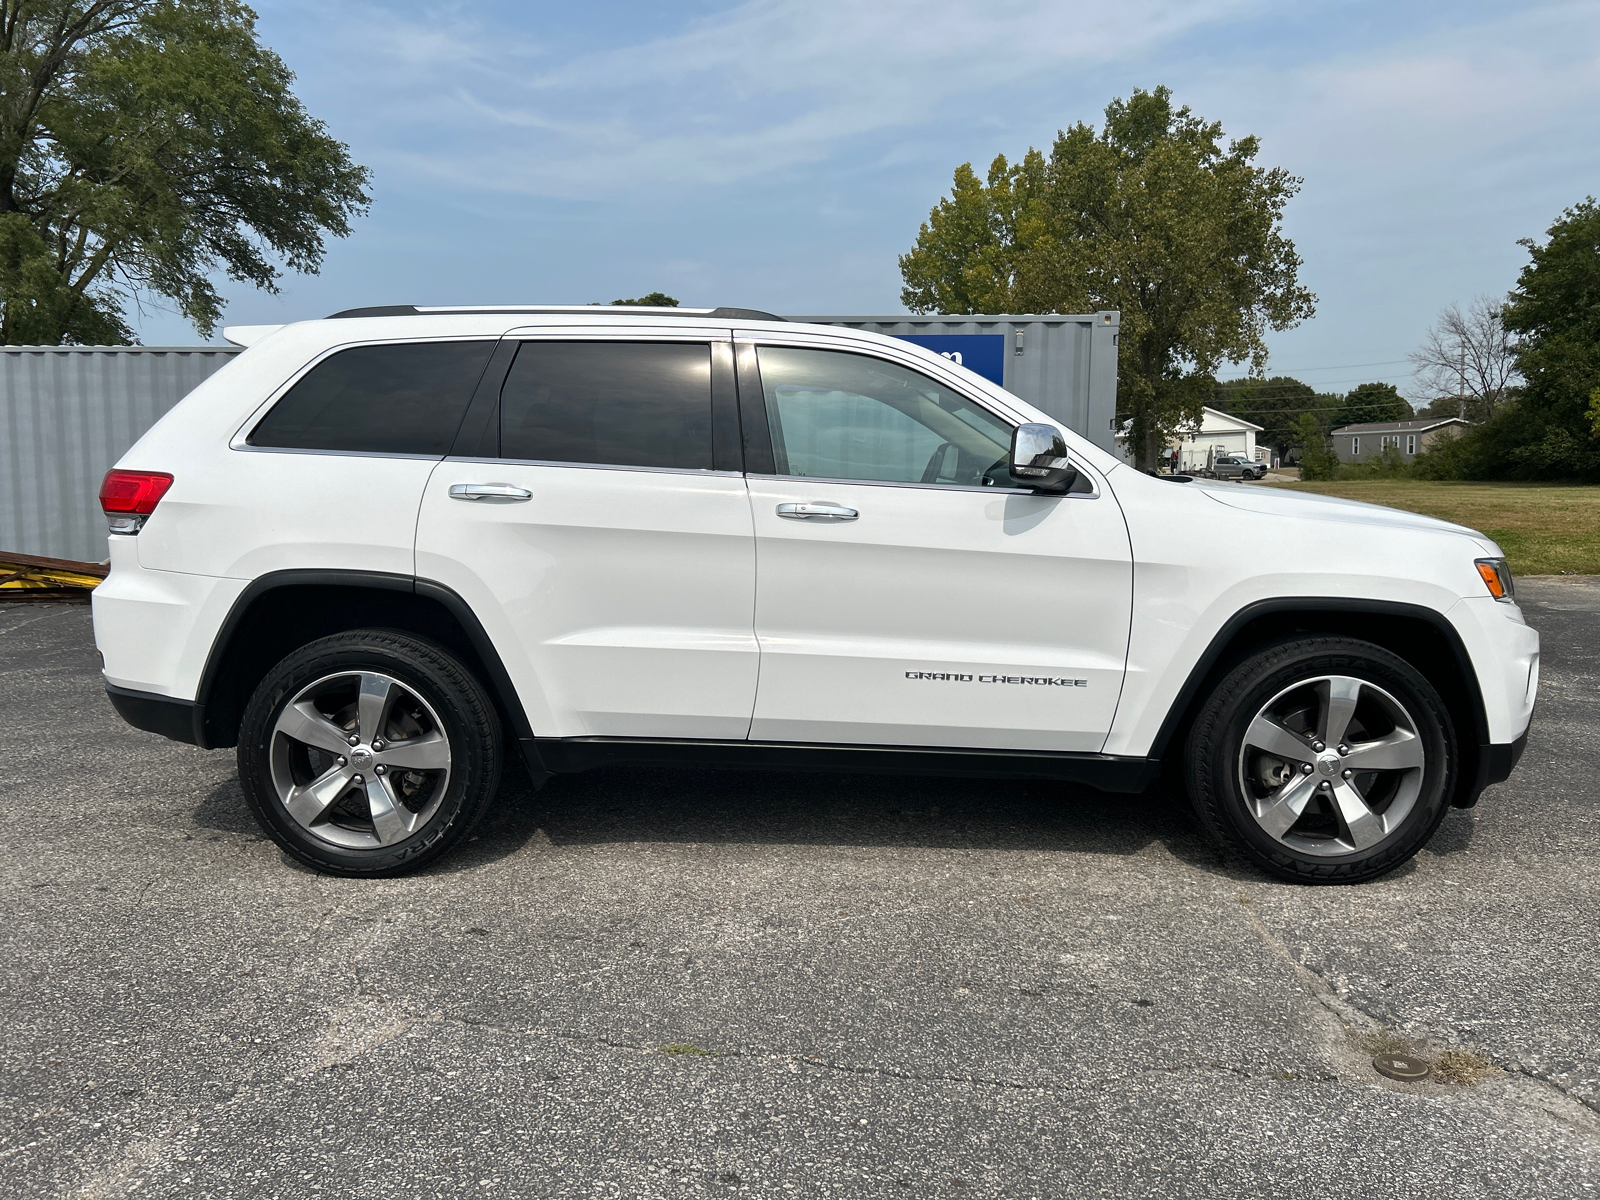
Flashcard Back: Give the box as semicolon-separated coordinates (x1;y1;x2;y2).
1237;674;1426;856
268;671;453;850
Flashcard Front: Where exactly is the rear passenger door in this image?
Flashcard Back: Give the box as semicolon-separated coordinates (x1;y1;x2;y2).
414;330;758;741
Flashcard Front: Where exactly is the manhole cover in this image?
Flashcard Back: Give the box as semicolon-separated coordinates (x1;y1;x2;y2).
1373;1053;1431;1081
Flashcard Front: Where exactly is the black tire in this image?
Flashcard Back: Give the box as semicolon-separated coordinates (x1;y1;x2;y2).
237;629;502;877
1185;636;1455;884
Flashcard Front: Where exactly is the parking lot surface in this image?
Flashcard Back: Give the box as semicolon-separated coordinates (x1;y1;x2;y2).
3;579;1597;1199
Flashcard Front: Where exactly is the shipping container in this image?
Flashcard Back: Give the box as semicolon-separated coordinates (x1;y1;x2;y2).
1;346;240;562
2;311;1120;562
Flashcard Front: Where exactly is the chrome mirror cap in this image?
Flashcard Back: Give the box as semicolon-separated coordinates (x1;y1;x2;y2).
1009;423;1078;492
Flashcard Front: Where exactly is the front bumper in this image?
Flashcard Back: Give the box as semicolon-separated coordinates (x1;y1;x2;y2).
1455;728;1530;808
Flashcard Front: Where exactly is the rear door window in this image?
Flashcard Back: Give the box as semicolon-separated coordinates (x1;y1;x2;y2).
249;340;495;455
498;341;713;470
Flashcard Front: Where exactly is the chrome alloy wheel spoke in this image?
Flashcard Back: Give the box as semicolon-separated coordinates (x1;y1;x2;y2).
284;762;357;827
1318;676;1363;748
1243;714;1316;765
365;775;414;846
376;730;450;772
1343;729;1424;772
357;673;398;745
1330;778;1388;851
275;700;354;756
1253;773;1320;841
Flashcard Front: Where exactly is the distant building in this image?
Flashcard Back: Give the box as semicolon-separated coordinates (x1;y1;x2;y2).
1117;406;1266;470
1330;417;1468;464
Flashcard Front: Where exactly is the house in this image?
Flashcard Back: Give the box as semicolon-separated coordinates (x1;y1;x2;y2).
1118;406;1264;470
1329;417;1468;464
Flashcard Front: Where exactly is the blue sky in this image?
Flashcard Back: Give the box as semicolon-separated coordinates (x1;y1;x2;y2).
132;0;1600;402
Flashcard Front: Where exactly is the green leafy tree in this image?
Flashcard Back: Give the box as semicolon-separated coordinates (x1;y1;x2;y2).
1493;198;1600;480
1333;382;1411;428
612;292;678;307
899;86;1315;470
0;0;370;345
1291;411;1338;480
1213;375;1321;459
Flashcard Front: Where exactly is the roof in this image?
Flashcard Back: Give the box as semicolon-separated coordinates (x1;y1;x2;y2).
1195;406;1264;433
1330;416;1468;435
328;303;786;322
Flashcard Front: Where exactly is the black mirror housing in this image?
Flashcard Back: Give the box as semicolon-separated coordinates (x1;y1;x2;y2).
1009;423;1079;492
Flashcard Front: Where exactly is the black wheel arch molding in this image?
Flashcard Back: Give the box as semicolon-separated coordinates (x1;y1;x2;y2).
1144;595;1509;809
119;568;535;753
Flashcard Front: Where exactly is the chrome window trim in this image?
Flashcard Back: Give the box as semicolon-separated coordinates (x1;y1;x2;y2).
230;444;445;462
443;456;742;479
745;471;1100;500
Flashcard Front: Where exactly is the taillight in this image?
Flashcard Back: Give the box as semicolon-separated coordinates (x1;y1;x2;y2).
100;470;173;534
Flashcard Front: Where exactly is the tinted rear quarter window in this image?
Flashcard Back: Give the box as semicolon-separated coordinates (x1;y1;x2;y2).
249;340;495;455
499;342;712;470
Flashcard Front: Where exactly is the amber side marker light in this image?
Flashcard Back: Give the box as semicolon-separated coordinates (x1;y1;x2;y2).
1475;557;1514;601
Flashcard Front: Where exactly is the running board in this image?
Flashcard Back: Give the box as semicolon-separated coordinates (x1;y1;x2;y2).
524;736;1160;793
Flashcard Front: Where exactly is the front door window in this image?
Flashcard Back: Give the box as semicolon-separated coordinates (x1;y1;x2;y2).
756;346;1012;488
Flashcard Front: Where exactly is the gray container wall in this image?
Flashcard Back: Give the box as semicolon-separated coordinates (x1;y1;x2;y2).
1;346;240;562
787;312;1120;454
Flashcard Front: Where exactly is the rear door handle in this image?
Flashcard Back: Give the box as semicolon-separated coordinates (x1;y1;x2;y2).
449;483;532;502
776;502;858;520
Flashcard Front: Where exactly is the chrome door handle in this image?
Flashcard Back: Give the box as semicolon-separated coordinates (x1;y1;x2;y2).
449;483;532;502
776;502;858;520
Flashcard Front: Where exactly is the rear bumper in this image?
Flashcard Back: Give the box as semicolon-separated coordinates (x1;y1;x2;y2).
106;684;204;746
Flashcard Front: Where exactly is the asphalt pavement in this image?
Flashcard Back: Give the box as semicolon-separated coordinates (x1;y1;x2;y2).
2;579;1597;1199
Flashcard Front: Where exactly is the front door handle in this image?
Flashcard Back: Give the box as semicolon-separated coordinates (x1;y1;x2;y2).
776;502;858;520
449;483;532;502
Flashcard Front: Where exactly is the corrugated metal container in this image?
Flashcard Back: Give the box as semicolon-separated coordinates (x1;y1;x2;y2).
788;312;1120;454
1;346;240;562
3;316;1119;562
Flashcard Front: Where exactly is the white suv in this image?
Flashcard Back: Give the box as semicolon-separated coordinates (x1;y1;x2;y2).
92;306;1538;883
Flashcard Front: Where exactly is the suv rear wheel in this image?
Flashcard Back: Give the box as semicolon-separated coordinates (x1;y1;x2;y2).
1185;636;1455;883
237;629;502;876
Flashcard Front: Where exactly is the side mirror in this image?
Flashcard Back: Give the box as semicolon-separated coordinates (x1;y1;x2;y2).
1009;423;1078;492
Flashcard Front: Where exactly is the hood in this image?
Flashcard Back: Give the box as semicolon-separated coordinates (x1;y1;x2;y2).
1188;480;1497;548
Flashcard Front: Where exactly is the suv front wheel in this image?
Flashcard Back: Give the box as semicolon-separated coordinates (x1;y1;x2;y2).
1185;636;1455;883
237;629;503;876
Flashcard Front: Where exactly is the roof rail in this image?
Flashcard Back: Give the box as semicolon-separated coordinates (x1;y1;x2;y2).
325;304;785;322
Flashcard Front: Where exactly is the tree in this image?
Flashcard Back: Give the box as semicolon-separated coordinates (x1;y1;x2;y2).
1213;375;1322;459
1292;412;1338;480
899;86;1315;470
611;292;678;307
1408;297;1518;421
1493;198;1600;480
1333;382;1411;428
0;1;369;345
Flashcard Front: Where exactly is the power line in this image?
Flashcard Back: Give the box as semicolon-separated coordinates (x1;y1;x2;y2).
1222;358;1414;373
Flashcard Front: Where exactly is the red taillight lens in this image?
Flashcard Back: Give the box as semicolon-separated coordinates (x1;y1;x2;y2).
99;470;174;515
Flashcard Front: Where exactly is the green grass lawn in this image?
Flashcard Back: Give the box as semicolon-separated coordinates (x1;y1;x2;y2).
1265;480;1600;576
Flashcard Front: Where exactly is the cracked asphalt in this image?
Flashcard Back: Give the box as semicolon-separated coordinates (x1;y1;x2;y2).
2;578;1597;1199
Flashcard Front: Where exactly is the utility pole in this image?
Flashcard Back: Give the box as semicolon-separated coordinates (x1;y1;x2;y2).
1457;344;1465;421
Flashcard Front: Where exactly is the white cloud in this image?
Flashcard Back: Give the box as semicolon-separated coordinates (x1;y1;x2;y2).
307;0;1262;198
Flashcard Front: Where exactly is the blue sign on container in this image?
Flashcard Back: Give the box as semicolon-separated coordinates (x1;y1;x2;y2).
892;334;1006;386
